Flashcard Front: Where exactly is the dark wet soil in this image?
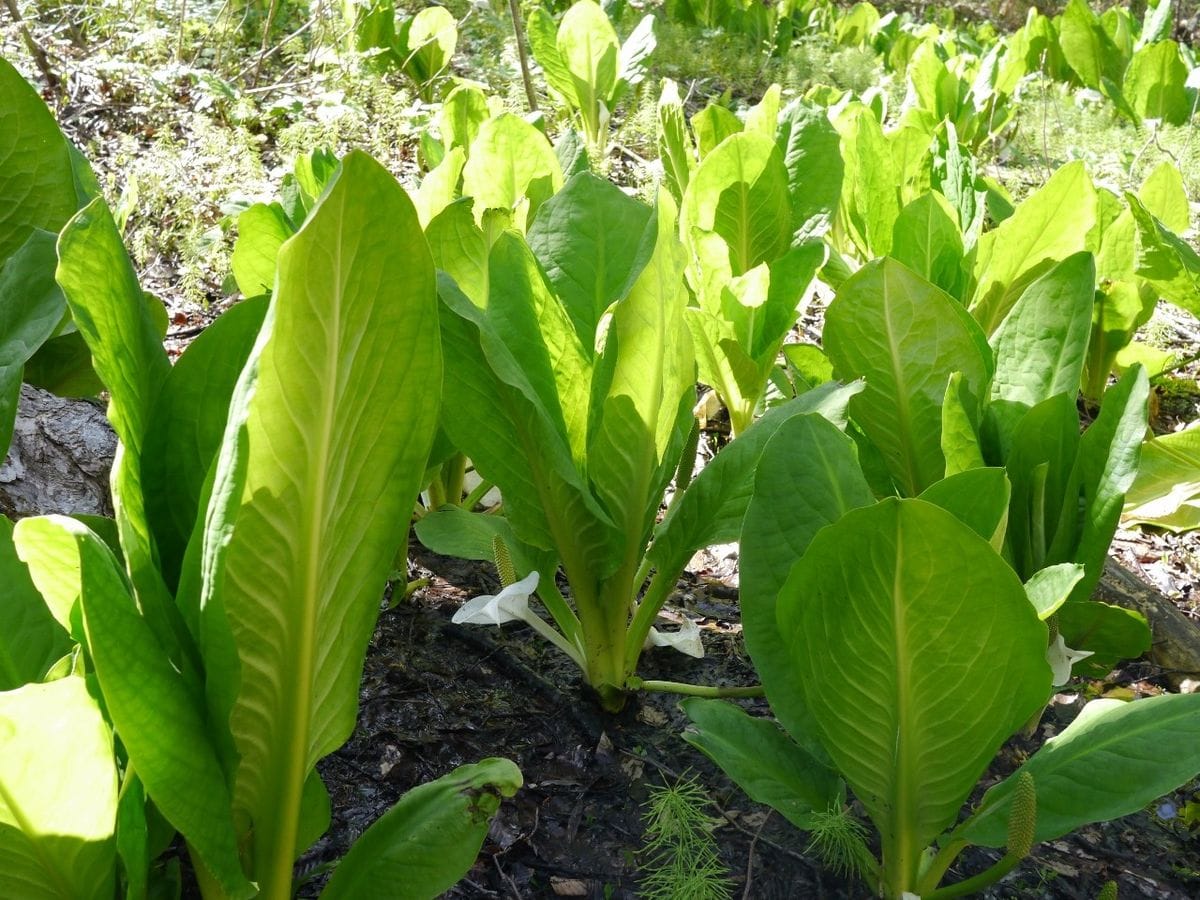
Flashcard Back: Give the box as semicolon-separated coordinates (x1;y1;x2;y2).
291;540;1200;900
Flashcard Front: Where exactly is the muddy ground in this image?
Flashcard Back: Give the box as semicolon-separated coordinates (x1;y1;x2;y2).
279;540;1200;900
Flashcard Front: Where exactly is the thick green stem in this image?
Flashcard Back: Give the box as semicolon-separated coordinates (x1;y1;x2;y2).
915;838;968;896
924;850;1026;899
461;477;495;511
883;827;922;898
443;452;468;506
426;474;446;510
579;565;638;712
623;563;684;680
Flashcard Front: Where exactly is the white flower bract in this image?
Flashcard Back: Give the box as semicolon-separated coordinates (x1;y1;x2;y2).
451;572;540;626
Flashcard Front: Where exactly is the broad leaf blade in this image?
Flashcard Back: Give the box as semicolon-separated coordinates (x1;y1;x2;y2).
1123;424;1200;530
0;678;117;900
825;258;992;496
681;132;791;276
16;515;252;897
231;202;294;297
0;516;68;690
142;297;268;593
0;58;79;260
740;414;875;744
649;382;863;577
1049;366;1150;605
680;698;840;829
55;197;183;667
200;151;442;890
461;114;563;228
319;759;522;899
918;467;1010;550
970;161;1096;333
989;251;1095;410
590;193;695;561
780;499;1050;884
527;172;653;347
959;695;1200;847
890;192;966;299
774;98;843;239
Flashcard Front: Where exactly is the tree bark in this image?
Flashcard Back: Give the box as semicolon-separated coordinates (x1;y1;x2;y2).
1095;558;1200;688
0;384;114;520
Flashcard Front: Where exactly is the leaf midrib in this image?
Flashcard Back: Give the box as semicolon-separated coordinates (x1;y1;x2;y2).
889;516;918;886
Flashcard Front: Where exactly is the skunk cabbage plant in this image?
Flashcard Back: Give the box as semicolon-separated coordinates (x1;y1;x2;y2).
0;150;519;899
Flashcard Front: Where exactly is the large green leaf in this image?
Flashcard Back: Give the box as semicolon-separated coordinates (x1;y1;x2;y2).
526;8;577;107
438;233;613;566
319;758;522;899
970;162;1096;334
779;499;1050;891
739;414;875;744
1127;194;1200;317
989;251;1095;411
1138;160;1190;235
680;698;840;830
835;103;900;257
1049;366;1149;605
414;146;465;228
889;192;966;299
824;258;993;496
1123;424;1200;531
425;197;490;306
0;677;117;900
1001;393;1081;579
0;230;67;455
1056;599;1150;675
907;40;959;121
556;0;619;114
414;505;555;583
460;114;563;229
141;297;268;592
55;197;183;668
199;151;443;892
0;516;68;691
0;58;79;261
439;84;490;153
918;467;1010;550
774;98;843;239
958;694;1200;847
681;132;791;276
1125;40;1190;124
15;515;253;896
398;6;456;90
589;193;695;568
614;14;656;103
231;202;294;297
527;172;652;347
1059;0;1124;89
691;103;742;160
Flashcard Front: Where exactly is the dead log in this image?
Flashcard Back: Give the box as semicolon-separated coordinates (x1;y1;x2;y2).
0;384;114;520
1096;558;1200;689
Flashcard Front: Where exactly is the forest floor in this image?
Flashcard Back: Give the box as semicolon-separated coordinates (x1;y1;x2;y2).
4;2;1200;897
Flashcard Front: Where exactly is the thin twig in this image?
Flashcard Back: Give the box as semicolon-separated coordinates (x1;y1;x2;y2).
507;0;538;113
2;0;60;90
741;810;771;900
1038;49;1052;182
